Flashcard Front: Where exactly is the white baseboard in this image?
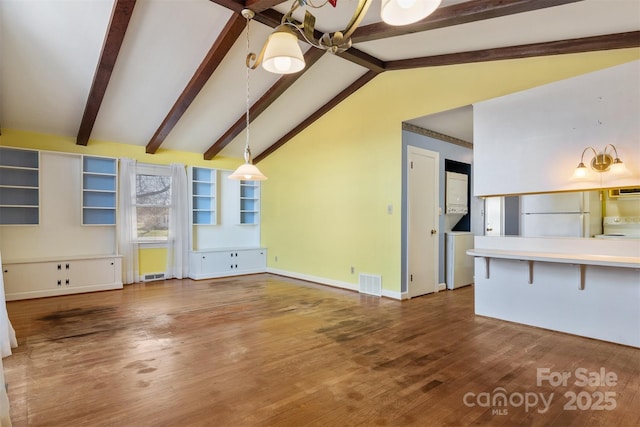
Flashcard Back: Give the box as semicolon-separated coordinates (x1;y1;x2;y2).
437;282;447;292
267;268;404;300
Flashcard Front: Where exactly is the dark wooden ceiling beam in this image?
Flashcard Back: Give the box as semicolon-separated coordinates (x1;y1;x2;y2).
386;31;640;70
351;0;584;44
254;70;379;163
203;48;325;160
145;14;245;154
76;0;136;146
245;0;288;13
208;0;287;14
208;0;244;14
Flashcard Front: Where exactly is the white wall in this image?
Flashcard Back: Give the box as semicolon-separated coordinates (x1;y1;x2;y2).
473;60;640;196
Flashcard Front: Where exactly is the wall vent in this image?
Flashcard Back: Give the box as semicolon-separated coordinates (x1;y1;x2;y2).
143;273;166;282
359;273;382;297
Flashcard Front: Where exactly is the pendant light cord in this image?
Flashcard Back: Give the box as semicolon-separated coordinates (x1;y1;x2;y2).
244;15;251;164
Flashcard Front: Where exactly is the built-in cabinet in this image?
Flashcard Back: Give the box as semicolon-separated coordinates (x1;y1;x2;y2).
187;168;265;280
189;248;266;280
0;147;39;225
1;149;119;299
2;255;123;301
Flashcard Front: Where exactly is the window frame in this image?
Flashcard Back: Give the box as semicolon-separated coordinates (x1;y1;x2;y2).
135;163;172;245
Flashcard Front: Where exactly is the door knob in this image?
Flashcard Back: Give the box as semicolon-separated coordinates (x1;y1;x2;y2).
430;229;437;235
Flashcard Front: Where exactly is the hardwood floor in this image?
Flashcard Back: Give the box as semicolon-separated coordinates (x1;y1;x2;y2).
3;274;639;426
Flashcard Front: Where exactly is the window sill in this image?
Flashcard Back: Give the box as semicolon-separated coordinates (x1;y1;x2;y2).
137;240;168;249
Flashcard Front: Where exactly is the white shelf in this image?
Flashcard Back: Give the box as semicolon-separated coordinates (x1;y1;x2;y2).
239;180;260;225
190;167;217;226
0;147;40;225
82;156;117;225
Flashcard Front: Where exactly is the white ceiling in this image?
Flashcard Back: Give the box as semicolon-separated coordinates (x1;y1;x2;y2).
1;0;639;159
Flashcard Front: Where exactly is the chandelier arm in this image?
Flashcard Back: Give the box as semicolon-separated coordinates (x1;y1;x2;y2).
580;146;599;164
305;0;330;9
303;11;318;49
246;50;264;70
284;21;322;50
603;143;620;159
340;0;373;41
282;2;300;25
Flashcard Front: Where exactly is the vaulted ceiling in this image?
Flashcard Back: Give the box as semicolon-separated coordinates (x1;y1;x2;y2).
1;0;639;162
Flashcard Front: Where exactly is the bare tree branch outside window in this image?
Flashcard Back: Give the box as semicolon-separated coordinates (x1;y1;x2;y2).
136;174;171;239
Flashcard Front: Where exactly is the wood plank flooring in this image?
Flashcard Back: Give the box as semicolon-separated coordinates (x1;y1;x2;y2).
3;274;639;426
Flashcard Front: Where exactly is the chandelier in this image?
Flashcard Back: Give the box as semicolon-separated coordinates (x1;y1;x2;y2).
245;0;443;74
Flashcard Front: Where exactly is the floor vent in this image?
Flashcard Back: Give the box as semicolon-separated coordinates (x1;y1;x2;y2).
143;273;166;282
359;273;382;297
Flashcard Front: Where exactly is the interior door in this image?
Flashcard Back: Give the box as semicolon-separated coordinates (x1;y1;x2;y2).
407;147;439;298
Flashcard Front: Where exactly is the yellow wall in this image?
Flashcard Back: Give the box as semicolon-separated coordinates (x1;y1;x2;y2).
139;248;168;275
2;49;638;288
258;49;640;293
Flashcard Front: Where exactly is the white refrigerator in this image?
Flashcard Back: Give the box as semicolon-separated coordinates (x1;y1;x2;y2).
445;232;474;290
520;191;602;238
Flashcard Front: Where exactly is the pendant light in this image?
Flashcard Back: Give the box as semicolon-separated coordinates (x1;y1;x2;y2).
229;10;267;181
381;0;442;26
261;25;305;74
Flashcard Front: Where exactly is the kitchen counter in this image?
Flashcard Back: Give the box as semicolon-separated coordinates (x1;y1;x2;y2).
470;236;640;348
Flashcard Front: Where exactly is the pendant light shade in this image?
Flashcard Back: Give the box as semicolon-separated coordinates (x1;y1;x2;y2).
381;0;442;26
262;25;305;74
229;161;267;181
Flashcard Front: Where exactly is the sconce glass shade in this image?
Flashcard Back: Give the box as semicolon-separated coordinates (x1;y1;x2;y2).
262;25;305;74
609;159;627;176
381;0;442;26
229;162;267;181
571;162;589;180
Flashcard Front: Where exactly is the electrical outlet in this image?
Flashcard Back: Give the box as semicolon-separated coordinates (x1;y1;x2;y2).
275;256;278;262
350;266;355;274
387;204;393;214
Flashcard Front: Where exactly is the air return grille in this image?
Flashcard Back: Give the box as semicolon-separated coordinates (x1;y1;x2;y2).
359;273;382;296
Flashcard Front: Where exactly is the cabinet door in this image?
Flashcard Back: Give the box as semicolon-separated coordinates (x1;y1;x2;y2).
67;258;118;287
237;249;266;270
3;262;58;295
200;252;233;275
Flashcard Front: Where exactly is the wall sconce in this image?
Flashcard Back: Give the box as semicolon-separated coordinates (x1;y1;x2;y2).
572;144;627;179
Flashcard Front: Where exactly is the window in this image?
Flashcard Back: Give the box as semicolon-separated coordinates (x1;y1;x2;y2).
135;165;171;241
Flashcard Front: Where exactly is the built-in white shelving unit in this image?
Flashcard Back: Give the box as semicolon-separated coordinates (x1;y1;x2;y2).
0;147;40;225
239;180;260;225
187;169;265;280
82;156;117;225
190;167;217;226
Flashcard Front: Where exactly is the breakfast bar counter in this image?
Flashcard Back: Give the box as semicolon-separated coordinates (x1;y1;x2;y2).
469;236;640;348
